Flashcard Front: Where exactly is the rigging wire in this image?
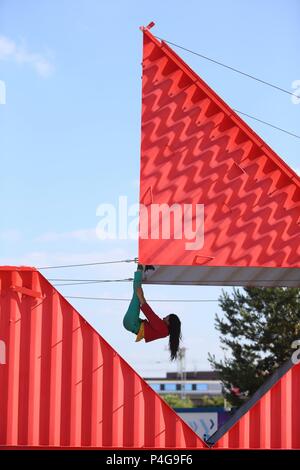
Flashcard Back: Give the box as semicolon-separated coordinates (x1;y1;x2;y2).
52;278;299;286
64;295;219;302
233;109;300;139
52;278;133;286
151;36;300;139
155;35;298;98
38;258;137;270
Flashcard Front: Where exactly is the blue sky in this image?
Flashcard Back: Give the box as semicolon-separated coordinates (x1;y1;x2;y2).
1;0;299;377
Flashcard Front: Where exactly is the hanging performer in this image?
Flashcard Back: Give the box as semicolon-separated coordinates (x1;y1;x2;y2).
123;265;182;361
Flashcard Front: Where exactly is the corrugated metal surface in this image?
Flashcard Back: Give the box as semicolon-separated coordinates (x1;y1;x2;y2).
0;266;207;449
138;28;300;284
207;360;300;449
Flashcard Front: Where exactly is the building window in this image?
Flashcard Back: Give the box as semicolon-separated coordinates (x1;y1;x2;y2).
164;383;177;392
195;383;208;391
182;383;193;391
149;383;161;392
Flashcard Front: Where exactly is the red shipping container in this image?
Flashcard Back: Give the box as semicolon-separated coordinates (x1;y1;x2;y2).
0;266;207;449
138;27;300;288
207;359;300;449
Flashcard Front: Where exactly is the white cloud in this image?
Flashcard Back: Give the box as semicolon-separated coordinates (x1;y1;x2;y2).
0;35;54;78
0;36;15;57
0;229;21;242
36;226;140;243
35;228;98;243
132;178;140;188
1;247;135;272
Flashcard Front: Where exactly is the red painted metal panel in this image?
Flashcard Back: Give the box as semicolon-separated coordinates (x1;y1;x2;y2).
213;363;300;449
138;28;300;270
0;267;207;449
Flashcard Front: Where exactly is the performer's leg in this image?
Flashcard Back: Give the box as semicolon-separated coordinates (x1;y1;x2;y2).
123;270;143;334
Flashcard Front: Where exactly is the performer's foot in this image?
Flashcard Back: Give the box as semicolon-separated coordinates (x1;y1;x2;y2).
137;264;155;272
145;265;155;272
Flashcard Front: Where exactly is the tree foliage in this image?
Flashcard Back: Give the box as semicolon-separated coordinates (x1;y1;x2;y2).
161;394;193;408
200;395;224;407
209;287;300;406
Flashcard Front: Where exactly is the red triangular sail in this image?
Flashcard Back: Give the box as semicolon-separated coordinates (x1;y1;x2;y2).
139;28;300;287
0;266;207;449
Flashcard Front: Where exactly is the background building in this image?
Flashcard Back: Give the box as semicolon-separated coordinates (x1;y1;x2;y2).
144;371;230;440
144;371;223;407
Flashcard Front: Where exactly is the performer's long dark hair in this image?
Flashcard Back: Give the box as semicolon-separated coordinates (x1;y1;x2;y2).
168;314;182;361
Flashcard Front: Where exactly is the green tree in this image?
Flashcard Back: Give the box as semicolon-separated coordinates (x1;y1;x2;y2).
161;394;193;408
208;287;300;406
200;395;224;407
